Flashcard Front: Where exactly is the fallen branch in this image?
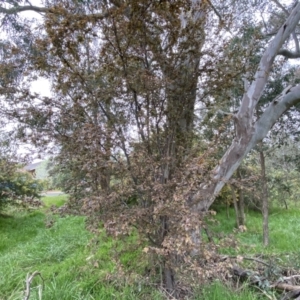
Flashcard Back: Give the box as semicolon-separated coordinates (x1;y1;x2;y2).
23;271;44;300
221;255;271;267
273;283;300;292
232;265;300;300
282;275;300;281
279;288;300;300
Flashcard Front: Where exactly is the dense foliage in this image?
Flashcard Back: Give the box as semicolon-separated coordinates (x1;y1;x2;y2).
0;163;43;210
0;132;43;210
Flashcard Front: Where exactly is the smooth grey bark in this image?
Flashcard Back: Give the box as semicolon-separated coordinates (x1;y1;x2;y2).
271;0;300;58
192;2;300;211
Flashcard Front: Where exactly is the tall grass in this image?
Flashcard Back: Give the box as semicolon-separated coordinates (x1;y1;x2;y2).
207;205;300;266
1;196;299;299
0;197;163;300
195;281;263;300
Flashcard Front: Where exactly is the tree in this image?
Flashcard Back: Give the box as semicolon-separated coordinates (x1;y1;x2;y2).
0;133;43;211
1;0;300;295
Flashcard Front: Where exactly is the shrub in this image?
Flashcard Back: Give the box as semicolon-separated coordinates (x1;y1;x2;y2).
0;159;43;211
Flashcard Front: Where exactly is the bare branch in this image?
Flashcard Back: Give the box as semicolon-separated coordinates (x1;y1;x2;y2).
0;5;48;14
271;0;300;57
271;0;289;14
206;0;223;24
237;2;300;121
0;4;114;20
282;275;300;281
23;271;44;300
292;31;300;53
278;49;300;58
222;255;272;267
252;84;300;144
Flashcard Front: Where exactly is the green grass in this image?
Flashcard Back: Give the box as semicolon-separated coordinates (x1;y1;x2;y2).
0;196;163;300
2;195;299;300
207;206;300;264
42;194;68;208
198;206;300;299
195;281;263;300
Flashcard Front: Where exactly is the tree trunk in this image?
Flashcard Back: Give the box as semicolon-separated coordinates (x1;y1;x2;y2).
237;169;245;226
158;2;207;294
164;264;176;297
238;188;245;226
191;3;300;212
259;144;269;247
230;184;240;228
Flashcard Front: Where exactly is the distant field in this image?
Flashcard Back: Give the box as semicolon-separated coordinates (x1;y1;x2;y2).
41;194;68;208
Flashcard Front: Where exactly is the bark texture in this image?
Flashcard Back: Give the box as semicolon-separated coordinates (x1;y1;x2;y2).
259;146;269;247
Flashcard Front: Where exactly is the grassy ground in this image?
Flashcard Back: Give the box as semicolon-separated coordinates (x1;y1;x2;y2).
208;206;300;261
1;196;299;299
195;281;262;300
42;194;67;208
198;205;300;300
0;195;162;300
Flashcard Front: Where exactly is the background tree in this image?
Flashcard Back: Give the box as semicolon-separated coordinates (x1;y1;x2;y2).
0;133;43;211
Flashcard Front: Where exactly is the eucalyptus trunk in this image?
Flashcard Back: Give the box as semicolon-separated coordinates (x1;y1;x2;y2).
191;3;300;212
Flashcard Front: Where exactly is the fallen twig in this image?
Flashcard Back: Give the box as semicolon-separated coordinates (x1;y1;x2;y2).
233;264;300;300
282;275;300;281
272;283;300;292
23;271;44;300
279;288;300;300
221;255;271;267
252;285;277;300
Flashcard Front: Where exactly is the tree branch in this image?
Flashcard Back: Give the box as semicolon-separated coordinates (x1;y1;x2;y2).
23;271;44;300
192;3;300;211
252;84;300;144
271;0;289;14
271;0;300;57
206;0;223;24
277;49;300;58
222;255;272;267
0;3;114;20
0;5;48;14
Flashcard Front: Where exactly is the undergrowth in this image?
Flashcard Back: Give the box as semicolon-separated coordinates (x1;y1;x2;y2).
207;205;300;267
1;196;300;299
